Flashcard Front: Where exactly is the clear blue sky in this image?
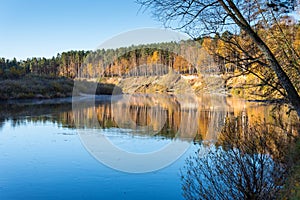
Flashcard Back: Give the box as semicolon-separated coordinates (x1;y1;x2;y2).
0;0;162;60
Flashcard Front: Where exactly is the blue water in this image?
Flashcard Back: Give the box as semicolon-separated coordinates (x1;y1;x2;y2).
0;95;267;199
0;119;197;200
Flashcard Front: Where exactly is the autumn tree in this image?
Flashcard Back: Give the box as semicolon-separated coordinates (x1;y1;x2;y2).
137;0;300;117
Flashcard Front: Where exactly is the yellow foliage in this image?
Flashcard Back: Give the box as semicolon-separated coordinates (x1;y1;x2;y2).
294;26;300;54
201;37;215;54
151;51;159;63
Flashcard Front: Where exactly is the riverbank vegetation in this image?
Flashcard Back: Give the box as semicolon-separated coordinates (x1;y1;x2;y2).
0;74;121;100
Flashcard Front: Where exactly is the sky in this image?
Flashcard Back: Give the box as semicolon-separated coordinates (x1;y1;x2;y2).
0;0;168;60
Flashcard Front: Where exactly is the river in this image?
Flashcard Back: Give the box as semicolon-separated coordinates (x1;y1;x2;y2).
0;94;295;199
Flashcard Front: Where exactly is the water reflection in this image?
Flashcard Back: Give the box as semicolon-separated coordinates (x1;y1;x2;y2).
0;94;288;141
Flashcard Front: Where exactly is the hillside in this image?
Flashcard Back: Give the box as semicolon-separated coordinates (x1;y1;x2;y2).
95;73;226;95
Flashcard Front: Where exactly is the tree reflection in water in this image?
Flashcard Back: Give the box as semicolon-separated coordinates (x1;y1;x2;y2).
181;116;299;200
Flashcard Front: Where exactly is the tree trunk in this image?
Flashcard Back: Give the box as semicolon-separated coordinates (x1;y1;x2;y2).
220;0;300;117
248;31;300;116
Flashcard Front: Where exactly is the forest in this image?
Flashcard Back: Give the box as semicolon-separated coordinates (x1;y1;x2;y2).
1;16;300;101
0;41;210;79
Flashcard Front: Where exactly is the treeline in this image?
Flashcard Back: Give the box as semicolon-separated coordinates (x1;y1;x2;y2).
0;51;89;79
0;41;222;79
1;16;300;95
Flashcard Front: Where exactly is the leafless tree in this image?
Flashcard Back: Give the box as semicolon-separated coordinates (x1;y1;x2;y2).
181;117;297;200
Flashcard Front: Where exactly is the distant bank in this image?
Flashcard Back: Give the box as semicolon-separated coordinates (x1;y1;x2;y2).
0;75;122;100
0;73;223;100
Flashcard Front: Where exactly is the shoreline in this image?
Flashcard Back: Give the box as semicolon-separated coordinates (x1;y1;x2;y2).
0;75;288;107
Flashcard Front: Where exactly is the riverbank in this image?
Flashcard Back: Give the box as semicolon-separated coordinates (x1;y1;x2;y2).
0;73;211;100
0;75;73;99
0;73;292;105
0;75;122;100
95;73;220;95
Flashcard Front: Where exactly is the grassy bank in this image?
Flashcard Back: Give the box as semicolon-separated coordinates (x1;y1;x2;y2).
0;75;122;100
280;139;300;199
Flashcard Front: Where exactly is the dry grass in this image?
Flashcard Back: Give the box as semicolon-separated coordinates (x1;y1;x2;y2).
0;75;122;100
